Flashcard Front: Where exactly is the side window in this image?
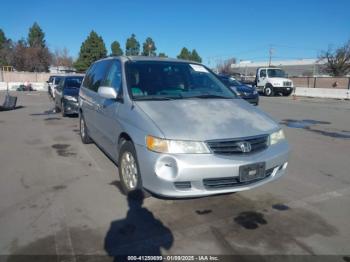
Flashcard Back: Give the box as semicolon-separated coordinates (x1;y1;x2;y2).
90;60;112;92
260;70;266;78
56;79;64;91
102;60;122;95
82;64;96;90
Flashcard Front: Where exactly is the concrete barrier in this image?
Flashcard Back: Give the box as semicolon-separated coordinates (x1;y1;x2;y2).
0;82;47;91
295;87;350;99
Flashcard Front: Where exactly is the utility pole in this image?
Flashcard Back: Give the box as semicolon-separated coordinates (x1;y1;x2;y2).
268;47;274;67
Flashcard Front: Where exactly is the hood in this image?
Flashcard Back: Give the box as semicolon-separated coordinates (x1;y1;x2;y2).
268;77;290;83
63;88;79;97
135;99;278;141
232;84;255;93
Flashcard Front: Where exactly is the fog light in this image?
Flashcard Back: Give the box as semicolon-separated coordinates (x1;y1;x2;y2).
155;156;178;181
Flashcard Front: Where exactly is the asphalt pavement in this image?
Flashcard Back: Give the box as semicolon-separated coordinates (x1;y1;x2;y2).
0;92;349;261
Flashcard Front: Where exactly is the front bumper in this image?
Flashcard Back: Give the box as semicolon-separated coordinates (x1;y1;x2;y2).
135;141;289;198
273;87;293;93
63;100;79;115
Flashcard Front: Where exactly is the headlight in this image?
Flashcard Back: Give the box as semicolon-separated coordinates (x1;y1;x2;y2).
253;90;258;95
146;136;210;154
269;129;285;145
64;95;78;102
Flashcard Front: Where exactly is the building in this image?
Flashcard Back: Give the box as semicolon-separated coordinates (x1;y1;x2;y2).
231;59;327;77
49;65;76;74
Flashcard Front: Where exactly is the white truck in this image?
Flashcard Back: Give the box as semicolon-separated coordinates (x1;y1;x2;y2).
255;67;293;96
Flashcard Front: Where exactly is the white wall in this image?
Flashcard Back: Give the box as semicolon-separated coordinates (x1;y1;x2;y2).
295;87;350;99
0;82;47;91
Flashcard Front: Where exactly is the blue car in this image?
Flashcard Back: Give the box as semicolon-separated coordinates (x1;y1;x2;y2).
217;74;259;105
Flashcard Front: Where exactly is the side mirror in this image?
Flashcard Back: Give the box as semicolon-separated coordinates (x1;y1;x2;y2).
98;86;118;100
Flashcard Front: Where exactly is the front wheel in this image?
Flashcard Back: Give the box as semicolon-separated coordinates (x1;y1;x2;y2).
118;141;142;194
264;85;274;96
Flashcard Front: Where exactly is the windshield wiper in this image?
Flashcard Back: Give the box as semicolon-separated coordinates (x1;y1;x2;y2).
186;94;232;99
133;96;178;101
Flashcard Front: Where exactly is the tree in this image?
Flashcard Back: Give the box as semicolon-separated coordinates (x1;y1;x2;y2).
0;29;12;67
111;41;123;56
217;58;237;75
158;52;167;58
320;40;350;76
191;49;202;63
177;47;191;60
74;31;107;72
125;34;140;56
142;37;157;56
52;48;73;67
28;22;46;48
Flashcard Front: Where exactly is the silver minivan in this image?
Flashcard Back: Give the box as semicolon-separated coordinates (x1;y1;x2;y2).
79;56;289;197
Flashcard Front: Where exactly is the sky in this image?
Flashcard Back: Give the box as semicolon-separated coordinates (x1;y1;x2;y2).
1;0;349;66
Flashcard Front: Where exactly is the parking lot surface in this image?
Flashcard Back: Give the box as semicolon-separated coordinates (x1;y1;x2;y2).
0;92;350;259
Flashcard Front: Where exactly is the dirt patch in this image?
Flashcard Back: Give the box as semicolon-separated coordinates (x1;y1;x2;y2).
51;144;76;157
44;117;61;121
271;203;290;211
234;211;267;230
52;185;67;191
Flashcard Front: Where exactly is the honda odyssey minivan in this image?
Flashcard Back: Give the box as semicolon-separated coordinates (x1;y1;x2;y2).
79;56;289;197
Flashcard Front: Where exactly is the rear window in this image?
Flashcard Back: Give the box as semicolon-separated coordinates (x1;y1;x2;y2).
65;77;83;88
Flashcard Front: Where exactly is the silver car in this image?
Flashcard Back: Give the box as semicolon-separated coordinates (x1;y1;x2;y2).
79;56;289;198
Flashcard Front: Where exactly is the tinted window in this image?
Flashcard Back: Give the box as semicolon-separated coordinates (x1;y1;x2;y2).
48;76;54;83
82;64;96;90
54;77;62;84
260;70;266;78
102;60;122;94
64;77;84;88
84;60;112;92
125;61;236;100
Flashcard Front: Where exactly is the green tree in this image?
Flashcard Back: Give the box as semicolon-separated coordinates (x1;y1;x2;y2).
0;29;12;66
158;52;167;58
125;34;140;56
142;37;157;56
111;41;123;56
191;49;202;63
177;47;191;60
28;22;46;48
74;31;107;72
320;40;350;76
0;29;6;49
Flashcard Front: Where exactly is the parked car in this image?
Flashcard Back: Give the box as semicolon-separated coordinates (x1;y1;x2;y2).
79;56;289;198
217;74;259;105
254;67;293;96
47;75;63;98
54;75;84;116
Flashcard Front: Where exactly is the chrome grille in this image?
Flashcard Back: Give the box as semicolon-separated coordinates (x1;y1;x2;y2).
283;81;292;87
206;135;268;155
203;166;276;189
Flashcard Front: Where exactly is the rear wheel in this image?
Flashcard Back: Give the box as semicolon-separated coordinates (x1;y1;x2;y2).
118;140;142;194
80;113;93;144
264;84;274;96
61;101;66;117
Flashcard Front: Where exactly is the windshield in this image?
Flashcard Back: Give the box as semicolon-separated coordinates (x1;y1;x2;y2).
125;61;237;100
64;77;83;88
267;69;286;78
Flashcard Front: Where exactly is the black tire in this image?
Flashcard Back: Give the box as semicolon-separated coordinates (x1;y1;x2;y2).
118;140;142;194
264;84;274;96
61;101;66;117
80;113;93;144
